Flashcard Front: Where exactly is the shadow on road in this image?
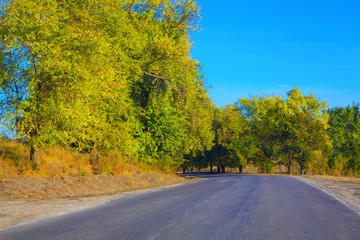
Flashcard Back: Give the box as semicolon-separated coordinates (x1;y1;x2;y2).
178;173;248;179
178;172;289;179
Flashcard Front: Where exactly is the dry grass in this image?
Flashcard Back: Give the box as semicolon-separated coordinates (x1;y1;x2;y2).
0;138;27;181
35;147;93;177
0;138;191;201
0;138;153;179
0;172;189;201
301;175;360;184
0;160;20;180
0;140;94;179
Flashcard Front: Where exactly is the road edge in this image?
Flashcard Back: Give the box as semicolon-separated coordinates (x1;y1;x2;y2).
292;176;360;216
0;179;204;232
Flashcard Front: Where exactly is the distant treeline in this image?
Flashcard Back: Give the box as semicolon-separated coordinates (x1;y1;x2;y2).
0;0;359;176
185;91;360;176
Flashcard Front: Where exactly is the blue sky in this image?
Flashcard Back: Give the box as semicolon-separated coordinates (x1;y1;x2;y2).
191;0;360;108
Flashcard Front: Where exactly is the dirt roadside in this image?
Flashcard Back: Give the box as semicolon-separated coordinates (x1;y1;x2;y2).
1;174;359;231
0;174;196;231
0;182;195;231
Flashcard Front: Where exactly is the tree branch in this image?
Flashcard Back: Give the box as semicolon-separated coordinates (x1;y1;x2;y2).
143;71;185;87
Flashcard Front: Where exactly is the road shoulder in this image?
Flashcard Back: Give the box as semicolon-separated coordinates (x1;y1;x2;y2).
294;176;360;216
0;180;199;231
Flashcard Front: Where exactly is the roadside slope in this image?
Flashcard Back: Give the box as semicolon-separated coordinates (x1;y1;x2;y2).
0;173;195;230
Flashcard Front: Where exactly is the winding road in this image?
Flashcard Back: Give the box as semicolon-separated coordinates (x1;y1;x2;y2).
1;175;360;240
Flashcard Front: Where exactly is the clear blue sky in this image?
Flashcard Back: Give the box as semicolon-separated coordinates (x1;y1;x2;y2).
191;0;360;108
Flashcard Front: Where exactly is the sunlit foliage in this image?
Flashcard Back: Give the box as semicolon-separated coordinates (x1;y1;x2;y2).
0;1;358;177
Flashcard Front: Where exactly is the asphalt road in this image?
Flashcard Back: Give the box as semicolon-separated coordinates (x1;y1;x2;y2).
1;175;360;240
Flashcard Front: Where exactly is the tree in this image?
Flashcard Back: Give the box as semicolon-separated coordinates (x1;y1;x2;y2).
203;104;246;173
285;88;331;174
181;86;215;173
0;0;206;172
238;95;284;173
229;117;258;173
121;0;205;168
0;0;138;167
328;103;360;173
237;88;331;174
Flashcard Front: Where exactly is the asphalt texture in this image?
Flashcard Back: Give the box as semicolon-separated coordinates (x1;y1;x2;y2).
1;175;360;240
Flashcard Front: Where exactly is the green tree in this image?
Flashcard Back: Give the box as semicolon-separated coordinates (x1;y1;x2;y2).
238;95;284;173
328;103;360;174
0;0;138;168
238;88;331;174
285;88;331;174
204;104;245;173
181;86;215;173
122;0;204;168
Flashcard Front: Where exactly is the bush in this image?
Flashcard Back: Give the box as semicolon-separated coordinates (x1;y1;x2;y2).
32;147;93;177
90;153;127;175
0;138;29;173
328;156;348;176
260;160;276;174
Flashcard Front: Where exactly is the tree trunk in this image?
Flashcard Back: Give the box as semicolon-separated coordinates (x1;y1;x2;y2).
30;146;41;170
210;163;213;173
221;165;226;173
287;160;292;175
239;165;243;174
217;166;221;173
30;146;35;165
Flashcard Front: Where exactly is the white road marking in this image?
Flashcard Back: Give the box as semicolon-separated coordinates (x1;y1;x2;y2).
147;232;161;240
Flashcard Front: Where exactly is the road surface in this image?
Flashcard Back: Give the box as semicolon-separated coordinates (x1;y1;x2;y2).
1;175;360;240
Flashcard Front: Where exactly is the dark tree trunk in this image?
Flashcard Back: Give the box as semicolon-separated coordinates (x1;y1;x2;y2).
182;167;187;174
217;166;221;173
210;163;213;173
239;165;243;174
29;56;41;171
30;145;35;164
221;165;226;173
287;160;292;175
30;146;40;170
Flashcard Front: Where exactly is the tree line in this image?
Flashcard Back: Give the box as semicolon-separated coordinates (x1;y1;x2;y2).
183;91;360;176
1;0;359;176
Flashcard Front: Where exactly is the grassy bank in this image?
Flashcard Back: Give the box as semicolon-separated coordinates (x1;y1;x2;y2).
0;138;189;200
0;172;189;201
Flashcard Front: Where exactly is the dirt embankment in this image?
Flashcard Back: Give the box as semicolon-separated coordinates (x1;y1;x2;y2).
0;174;187;200
0;173;194;231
